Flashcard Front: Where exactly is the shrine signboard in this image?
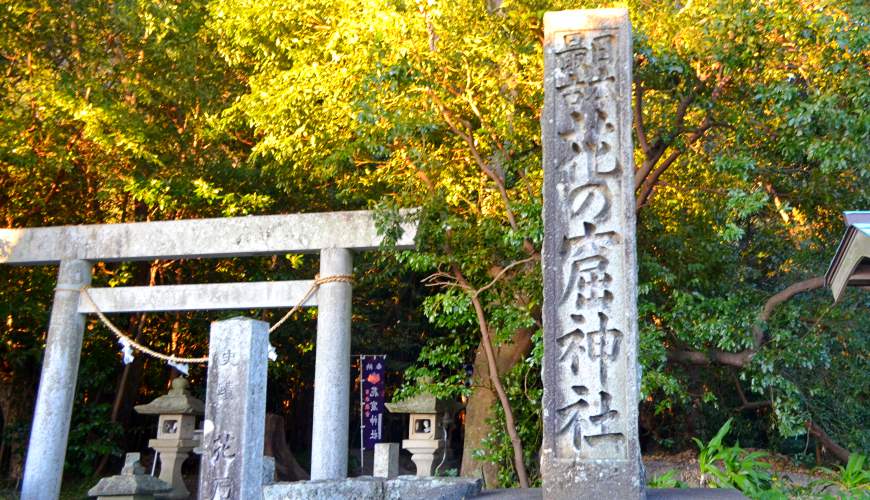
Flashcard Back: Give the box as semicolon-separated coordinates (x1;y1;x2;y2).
541;9;644;499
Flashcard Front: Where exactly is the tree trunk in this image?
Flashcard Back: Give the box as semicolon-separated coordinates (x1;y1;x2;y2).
264;413;310;481
0;373;36;481
460;327;532;487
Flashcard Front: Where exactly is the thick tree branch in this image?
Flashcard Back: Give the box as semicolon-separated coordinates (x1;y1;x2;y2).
428;91;519;229
760;277;826;323
634;143;666;191
752;276;826;347
668;277;853;464
475;256;538;298
668;276;826;367
636;116;713;209
806;421;851;464
666;349;753;368
428;90;539;257
634;92;697;189
634;83;650;154
733;373;771;411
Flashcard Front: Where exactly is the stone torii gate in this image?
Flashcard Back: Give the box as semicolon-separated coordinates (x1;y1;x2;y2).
0;210;416;500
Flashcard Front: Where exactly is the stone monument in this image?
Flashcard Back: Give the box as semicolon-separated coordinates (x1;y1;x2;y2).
197;317;269;500
541;8;644;499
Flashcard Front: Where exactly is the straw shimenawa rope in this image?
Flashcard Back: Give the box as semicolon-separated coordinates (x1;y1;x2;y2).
77;273;354;364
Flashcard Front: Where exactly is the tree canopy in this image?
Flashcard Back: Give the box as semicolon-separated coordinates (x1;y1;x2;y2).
0;0;867;488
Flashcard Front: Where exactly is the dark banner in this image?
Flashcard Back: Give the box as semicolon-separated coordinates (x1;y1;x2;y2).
361;355;386;450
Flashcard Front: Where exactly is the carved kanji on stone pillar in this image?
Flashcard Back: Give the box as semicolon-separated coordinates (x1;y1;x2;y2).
541;8;644;499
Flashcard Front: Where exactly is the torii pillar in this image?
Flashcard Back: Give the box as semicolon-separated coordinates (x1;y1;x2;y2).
21;259;92;500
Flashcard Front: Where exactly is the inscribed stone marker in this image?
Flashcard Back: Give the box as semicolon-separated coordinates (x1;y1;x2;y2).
198;317;269;500
541;9;644;499
373;443;400;479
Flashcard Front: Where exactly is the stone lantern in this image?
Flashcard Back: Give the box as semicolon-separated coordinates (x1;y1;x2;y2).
87;453;171;500
134;377;204;499
385;383;461;477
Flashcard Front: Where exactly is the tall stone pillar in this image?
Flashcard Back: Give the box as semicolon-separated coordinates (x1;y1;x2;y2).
198;317;269;500
541;9;644;499
21;259;93;500
310;247;353;480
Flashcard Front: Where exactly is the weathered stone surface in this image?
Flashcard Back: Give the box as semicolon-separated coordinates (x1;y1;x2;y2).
80;280;317;314
310;248;353;480
263;456;277;485
541;8;643;499
402;439;443;477
135;377;204;415
473;488;543;499
263;477;384;500
384;393;461;414
87;453;172;498
384;476;482;500
0;209;417;264
374;443;400;479
151;445;196;499
21;259;92;500
475;488;746;499
263;476;482;500
88;474;172;498
8;208;420;498
198;317;269;500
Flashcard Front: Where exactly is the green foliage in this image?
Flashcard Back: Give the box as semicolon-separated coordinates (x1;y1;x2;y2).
694;419;777;498
812;454;870;496
0;0;868;486
65;403;122;477
647;470;688;489
393;333;476;400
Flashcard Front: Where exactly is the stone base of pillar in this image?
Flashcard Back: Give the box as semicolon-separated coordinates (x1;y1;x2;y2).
541;452;645;499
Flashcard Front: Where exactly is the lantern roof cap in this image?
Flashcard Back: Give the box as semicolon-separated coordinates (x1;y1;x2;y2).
134;377;204;415
386;391;462;415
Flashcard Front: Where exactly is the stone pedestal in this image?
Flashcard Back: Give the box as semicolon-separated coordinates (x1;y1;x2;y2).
198;317;269;500
263;456;276;485
386;386;461;478
402;439;443;477
262;476;482;500
149;439;197;498
541;8;644;499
